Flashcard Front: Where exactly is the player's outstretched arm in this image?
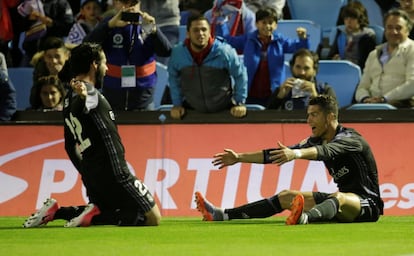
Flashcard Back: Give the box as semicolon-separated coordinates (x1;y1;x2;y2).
212;149;264;169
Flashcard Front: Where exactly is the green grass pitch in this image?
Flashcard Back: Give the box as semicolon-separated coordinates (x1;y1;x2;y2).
1;216;413;256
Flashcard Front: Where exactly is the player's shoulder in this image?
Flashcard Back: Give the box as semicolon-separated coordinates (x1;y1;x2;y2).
334;126;363;142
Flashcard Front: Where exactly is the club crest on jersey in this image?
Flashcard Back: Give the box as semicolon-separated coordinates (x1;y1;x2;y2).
113;34;124;48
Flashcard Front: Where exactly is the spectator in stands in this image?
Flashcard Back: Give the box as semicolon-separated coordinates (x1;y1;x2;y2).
267;48;336;110
30;37;71;107
327;1;376;70
141;0;180;64
84;0;172;111
0;64;17;120
66;0;102;45
0;0;20;66
244;0;286;18
355;9;414;108
19;0;74;64
204;0;256;53
30;36;71;86
0;51;7;74
398;0;414;39
168;13;247;119
29;75;66;111
240;7;309;106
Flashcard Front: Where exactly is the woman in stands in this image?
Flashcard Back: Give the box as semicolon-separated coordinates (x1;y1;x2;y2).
29;75;66;111
327;1;376;70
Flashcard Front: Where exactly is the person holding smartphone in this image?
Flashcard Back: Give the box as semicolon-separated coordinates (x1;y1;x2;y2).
84;0;172;111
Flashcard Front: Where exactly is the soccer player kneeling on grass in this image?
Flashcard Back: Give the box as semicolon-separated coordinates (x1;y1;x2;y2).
23;42;161;228
195;95;384;225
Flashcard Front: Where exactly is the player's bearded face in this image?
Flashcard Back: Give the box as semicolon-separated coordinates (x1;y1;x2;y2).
95;63;104;89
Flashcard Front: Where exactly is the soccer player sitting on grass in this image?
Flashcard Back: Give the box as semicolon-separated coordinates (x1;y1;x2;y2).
23;42;161;228
195;95;384;225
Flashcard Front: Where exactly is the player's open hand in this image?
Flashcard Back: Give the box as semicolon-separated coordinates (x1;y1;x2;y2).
212;149;239;169
268;141;295;165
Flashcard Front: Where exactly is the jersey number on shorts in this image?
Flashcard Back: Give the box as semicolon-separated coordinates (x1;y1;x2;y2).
65;113;92;152
134;179;154;203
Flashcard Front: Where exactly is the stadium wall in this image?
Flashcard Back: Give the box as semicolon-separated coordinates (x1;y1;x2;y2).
0;121;413;217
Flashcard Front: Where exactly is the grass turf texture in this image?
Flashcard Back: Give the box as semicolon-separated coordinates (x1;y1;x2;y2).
1;216;413;256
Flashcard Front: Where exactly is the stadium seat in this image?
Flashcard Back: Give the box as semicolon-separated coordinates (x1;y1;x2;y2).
277;20;322;52
347;103;397;110
156;104;265;111
358;0;384;27
7;67;34;110
246;104;265;110
368;24;384;45
285;60;361;108
154;62;169;110
178;25;187;43
317;60;361;108
286;0;346;37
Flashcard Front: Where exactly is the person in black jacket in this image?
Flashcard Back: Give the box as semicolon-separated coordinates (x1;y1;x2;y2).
195;95;384;225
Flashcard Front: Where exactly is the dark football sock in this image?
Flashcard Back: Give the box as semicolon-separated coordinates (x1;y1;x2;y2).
54;206;86;221
91;209;146;226
225;196;283;220
306;197;339;222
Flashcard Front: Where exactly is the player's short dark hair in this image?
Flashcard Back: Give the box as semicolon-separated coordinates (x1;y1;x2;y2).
69;42;103;76
289;48;319;73
309;95;339;117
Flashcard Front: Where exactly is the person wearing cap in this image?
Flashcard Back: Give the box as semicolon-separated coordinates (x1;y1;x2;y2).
84;0;172;111
66;0;102;44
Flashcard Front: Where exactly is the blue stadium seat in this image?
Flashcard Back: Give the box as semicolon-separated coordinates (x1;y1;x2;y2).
368;25;384;45
277;20;322;52
178;25;187;43
317;60;361;108
285;60;361;108
246;104;265;110
347;103;397;110
154;62;169;110
358;0;384;27
286;0;346;37
7;67;34;110
157;104;265;111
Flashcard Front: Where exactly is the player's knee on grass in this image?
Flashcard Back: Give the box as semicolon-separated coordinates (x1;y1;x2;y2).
331;192;361;222
144;205;161;226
